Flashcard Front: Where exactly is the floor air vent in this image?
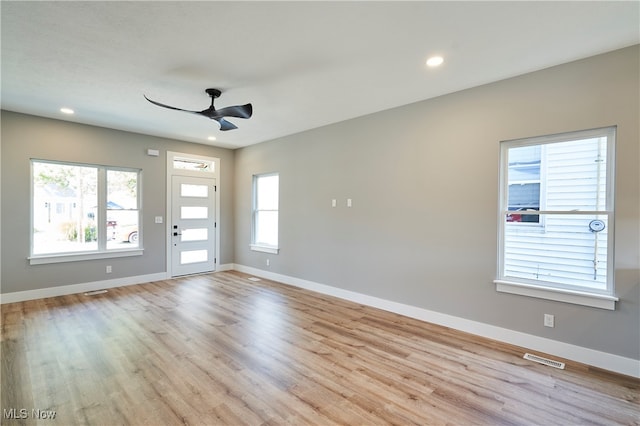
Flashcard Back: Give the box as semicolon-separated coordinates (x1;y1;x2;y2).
84;290;108;296
523;353;565;369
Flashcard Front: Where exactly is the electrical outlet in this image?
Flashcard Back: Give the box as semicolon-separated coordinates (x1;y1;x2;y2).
544;314;555;328
106;265;112;274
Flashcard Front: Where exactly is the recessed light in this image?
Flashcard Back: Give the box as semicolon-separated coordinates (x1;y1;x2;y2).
60;107;74;114
426;56;444;67
207;136;217;141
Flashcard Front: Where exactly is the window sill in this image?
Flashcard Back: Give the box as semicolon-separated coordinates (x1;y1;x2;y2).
494;280;618;310
250;245;279;255
29;249;144;265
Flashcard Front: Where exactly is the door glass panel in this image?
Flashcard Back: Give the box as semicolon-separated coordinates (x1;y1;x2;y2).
181;184;208;198
181;228;208;242
181;206;208;219
181;249;208;264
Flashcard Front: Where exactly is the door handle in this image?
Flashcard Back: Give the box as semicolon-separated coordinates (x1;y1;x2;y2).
173;232;181;236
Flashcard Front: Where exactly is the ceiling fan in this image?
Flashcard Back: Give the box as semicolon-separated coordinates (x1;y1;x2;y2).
144;88;252;131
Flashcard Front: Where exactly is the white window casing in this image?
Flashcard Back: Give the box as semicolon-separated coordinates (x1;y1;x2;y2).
30;159;142;264
495;127;617;310
251;173;279;254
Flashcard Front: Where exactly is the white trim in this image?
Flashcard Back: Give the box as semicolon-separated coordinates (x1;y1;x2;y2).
250;244;279;254
217;263;234;272
497;126;617;305
29;249;143;265
251;173;279;250
504;210;614;216
0;272;169;304
233;264;639;378
30;160;143;262
495;280;617;310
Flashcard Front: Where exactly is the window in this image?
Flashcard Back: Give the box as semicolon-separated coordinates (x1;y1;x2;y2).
172;157;215;173
506;145;541;223
251;173;279;254
495;127;618;310
31;160;141;264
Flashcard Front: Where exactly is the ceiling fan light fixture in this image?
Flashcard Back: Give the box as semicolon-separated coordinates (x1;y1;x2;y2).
60;107;75;114
426;56;444;67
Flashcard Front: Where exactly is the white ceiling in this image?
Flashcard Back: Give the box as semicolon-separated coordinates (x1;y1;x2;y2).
2;1;638;149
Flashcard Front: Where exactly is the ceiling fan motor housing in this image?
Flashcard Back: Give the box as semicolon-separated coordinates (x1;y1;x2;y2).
206;88;222;98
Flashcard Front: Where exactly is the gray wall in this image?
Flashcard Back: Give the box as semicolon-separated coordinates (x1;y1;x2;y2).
234;46;639;359
2;46;638;361
1;112;235;293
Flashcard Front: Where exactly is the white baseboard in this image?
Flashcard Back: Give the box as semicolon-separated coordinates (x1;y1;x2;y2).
233;264;640;379
0;264;237;304
0;272;169;304
217;263;234;272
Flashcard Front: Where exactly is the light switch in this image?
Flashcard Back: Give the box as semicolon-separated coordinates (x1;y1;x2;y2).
332;199;337;207
347;198;352;207
155;216;163;224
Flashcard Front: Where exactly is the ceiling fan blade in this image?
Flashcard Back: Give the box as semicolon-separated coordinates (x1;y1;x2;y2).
145;89;252;131
144;95;199;113
214;104;253;119
215;118;238;131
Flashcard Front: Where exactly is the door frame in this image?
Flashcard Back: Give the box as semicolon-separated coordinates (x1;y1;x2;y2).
166;151;220;277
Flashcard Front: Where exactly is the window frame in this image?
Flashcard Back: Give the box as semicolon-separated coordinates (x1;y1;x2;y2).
495;127;618;310
29;159;143;265
250;172;279;254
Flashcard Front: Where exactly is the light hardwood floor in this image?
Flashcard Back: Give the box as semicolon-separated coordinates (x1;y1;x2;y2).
2;271;638;425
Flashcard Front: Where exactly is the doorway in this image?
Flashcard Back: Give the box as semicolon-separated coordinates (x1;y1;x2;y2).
167;152;220;277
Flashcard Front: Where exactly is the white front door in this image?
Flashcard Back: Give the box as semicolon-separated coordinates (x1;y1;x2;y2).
171;175;216;276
